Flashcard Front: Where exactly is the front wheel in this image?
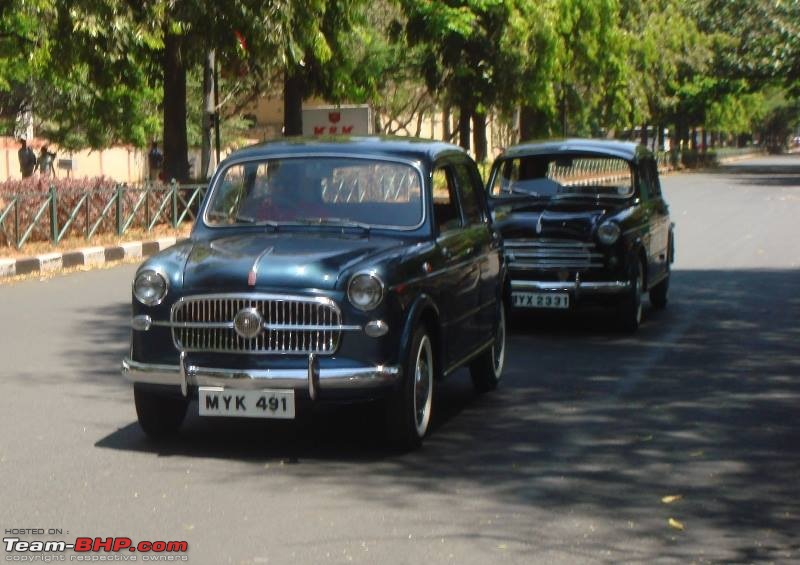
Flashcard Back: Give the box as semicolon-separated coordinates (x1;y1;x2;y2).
470;305;506;392
134;384;188;440
386;327;434;450
618;259;644;332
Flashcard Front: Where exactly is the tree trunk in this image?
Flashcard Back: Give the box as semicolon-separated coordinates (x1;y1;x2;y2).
519;106;548;141
640;123;648;148
458;105;471;152
162;31;189;182
701;129;708;152
200;49;215;180
283;66;304;136
472;111;487;163
442;106;451;142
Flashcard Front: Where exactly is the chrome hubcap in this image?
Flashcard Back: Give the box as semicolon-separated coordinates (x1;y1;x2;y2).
413;335;433;437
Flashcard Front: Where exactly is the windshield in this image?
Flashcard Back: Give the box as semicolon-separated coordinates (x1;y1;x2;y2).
489;154;634;200
205;157;423;228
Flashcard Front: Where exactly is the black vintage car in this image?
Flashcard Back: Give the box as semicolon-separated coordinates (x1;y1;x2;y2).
122;137;506;448
487;139;673;331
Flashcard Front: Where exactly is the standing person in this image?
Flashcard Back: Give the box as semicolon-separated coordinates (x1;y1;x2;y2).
37;145;56;178
148;141;163;182
17;138;37;178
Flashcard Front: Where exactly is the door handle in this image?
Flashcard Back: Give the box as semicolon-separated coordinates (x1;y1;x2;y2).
442;247;452;259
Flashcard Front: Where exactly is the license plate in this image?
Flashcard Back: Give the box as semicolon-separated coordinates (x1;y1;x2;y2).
198;387;295;419
512;292;570;309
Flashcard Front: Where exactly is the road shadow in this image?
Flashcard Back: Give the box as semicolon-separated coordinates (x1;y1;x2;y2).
91;268;800;562
705;155;800;187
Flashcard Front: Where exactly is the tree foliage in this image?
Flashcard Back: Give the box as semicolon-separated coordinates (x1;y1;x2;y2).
1;0;798;164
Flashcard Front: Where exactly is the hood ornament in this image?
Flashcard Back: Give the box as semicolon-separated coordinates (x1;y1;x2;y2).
248;246;274;287
535;213;543;235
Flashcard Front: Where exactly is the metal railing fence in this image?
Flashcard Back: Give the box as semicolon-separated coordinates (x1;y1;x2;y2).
0;182;206;250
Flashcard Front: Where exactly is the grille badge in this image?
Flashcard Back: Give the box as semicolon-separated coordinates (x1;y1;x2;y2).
233;307;263;339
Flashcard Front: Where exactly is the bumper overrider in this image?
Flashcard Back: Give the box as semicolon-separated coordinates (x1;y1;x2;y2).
122;355;401;400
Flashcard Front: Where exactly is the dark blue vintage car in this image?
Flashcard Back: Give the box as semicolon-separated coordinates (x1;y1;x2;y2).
122;137;506;448
487;139;674;331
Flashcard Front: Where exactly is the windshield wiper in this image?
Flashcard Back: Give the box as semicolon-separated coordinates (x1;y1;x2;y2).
293;217;372;233
235;215;279;231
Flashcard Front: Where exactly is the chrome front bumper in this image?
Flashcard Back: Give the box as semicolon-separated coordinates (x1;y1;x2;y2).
121;356;401;399
511;279;631;295
511;279;631;294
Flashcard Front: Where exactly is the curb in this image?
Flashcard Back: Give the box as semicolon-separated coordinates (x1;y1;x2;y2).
1;237;183;279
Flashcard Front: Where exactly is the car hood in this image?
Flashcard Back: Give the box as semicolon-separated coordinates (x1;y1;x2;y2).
492;198;626;240
182;232;409;292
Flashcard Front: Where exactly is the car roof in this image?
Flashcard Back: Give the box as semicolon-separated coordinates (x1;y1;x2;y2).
500;138;651;162
224;136;466;166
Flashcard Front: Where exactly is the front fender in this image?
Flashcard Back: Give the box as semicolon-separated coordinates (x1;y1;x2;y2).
398;293;441;378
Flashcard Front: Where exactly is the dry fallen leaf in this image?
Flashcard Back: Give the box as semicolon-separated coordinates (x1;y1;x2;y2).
662;495;683;504
668;518;685;531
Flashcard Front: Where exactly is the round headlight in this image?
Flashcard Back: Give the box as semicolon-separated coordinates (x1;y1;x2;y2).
133;270;168;306
597;222;621;245
348;272;384;311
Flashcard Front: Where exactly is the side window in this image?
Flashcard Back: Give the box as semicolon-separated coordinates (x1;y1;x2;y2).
638;162;653;201
431;167;462;233
648;160;663;197
452;162;484;225
489;159;520;197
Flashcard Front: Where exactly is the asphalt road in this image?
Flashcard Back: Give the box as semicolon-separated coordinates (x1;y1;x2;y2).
1;155;799;564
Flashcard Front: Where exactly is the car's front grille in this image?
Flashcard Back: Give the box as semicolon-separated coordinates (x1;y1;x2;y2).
171;294;343;355
505;239;603;270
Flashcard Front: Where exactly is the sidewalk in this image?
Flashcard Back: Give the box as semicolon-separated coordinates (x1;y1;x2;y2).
0;236;185;280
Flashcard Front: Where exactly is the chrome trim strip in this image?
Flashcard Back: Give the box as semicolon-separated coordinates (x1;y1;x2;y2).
444;338;493;376
388;251;494;290
122;357;401;391
509;251;603;258
172;292;339;306
249;246;275;287
510;280;630;293
441;299;497;328
505;240;595;248
262;323;361;332
150;320;361;332
201;153;427;232
509;263;603;271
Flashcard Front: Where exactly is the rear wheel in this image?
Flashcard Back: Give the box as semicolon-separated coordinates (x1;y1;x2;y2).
470;305;506;392
386;327;434;450
134;384;188;439
618;259;644;332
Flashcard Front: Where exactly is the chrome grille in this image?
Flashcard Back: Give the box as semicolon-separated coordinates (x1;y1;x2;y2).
171;294;343;355
505;239;603;270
